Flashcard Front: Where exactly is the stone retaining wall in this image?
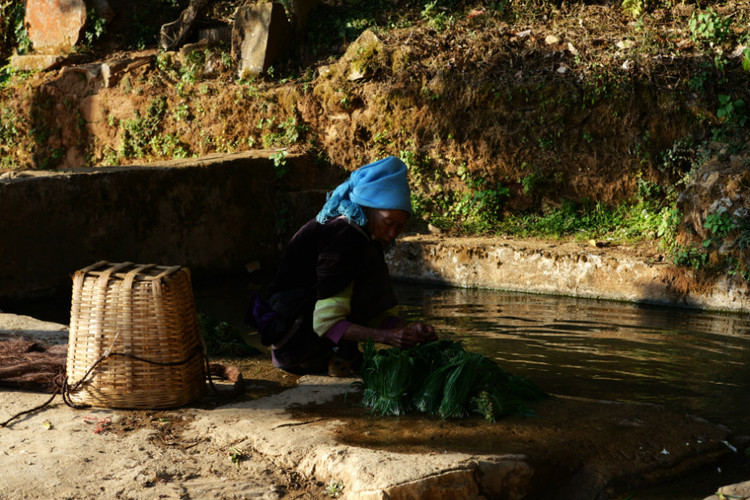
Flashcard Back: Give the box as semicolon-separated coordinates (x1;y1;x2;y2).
387;235;750;313
0;151;331;300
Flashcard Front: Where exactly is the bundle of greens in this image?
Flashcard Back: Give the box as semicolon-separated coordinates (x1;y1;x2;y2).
354;339;547;421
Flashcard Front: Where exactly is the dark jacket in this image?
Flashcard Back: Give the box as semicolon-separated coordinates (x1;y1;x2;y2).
261;217;397;368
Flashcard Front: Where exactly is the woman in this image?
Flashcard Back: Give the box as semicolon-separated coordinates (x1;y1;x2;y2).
248;156;436;375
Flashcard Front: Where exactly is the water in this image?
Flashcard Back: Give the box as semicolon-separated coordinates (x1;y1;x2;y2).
393;282;750;435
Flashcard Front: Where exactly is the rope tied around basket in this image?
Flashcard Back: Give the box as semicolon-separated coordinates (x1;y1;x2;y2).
0;344;205;428
0;343;238;428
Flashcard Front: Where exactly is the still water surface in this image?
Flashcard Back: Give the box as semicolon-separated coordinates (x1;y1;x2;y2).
392;282;750;435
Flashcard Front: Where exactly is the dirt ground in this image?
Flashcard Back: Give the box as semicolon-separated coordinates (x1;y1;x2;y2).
1;341;746;500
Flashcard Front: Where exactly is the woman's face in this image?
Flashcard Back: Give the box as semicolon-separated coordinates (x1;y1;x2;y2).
366;209;409;245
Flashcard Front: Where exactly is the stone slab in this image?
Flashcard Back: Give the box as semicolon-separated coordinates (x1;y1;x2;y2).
9;54;65;71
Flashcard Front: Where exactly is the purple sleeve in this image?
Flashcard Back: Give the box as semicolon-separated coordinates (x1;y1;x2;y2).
324;319;352;344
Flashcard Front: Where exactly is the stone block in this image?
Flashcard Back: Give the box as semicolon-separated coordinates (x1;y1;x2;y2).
232;2;291;78
25;0;87;54
9;54;65;71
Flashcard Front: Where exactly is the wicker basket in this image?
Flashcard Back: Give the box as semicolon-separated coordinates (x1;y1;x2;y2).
66;261;207;409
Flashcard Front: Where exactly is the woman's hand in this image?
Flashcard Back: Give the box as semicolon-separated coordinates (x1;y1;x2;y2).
386;322;437;349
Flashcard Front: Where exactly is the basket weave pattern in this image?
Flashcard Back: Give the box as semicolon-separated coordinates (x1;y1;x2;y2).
66;261;206;409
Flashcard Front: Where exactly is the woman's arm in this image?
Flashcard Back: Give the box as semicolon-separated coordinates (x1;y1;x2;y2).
341;322;436;349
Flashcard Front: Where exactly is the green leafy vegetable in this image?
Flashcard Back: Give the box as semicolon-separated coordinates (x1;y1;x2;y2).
354;340;547;421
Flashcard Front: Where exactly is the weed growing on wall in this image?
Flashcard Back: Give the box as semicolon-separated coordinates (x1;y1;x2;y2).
119;96;168;159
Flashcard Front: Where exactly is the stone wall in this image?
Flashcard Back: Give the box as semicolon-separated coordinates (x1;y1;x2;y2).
0;151;334;300
387;235;750;313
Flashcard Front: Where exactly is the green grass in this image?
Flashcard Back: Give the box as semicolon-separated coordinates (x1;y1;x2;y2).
496;199;677;244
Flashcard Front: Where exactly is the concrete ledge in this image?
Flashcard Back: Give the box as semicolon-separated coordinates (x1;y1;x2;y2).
193;375;533;500
387;235;750;313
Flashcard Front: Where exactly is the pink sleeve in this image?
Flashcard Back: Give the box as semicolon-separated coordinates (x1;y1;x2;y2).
324;319;352;344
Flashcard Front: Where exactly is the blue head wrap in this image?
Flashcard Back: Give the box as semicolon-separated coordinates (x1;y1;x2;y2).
316;156;412;226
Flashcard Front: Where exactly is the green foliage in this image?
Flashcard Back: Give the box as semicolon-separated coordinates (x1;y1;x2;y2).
421;1;455;31
261;117;307;149
497;197;678;245
270;150;289;179
656;207;681;251
119;96;168;158
356;339;415;416
0;1;30;57
0;105;19;145
520;171;543;195
717;94;747;127
658;136;698;185
736;218;750;251
354;339;547;421
325;480;344;498
704;211;737;240
688;8;733;49
671;244;707;269
622;0;646;19
198;313;259;357
150;133;189;158
82;9;107;47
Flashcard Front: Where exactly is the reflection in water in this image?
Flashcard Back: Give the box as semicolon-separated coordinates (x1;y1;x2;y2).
393;282;750;433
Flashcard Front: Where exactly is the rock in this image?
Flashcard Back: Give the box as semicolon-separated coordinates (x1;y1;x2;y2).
705;480;750;500
159;0;209;51
477;458;533;500
677;158;750;248
232;2;291;78
24;0;87;54
545;34;560;45
428;223;442;235
382;468;481;499
60;64;102;84
9;54;65;71
340;29;384;81
101;56;154;88
0;313;68;343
